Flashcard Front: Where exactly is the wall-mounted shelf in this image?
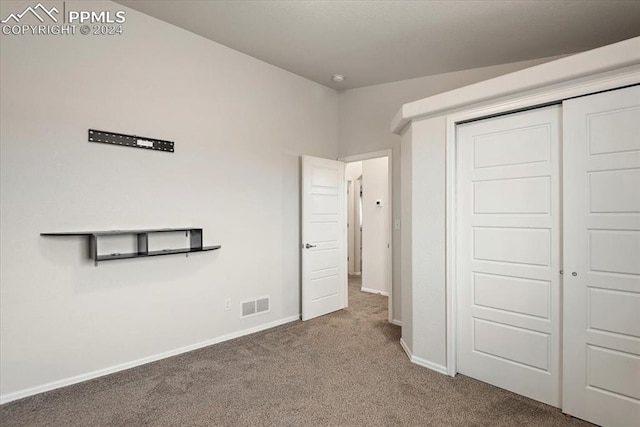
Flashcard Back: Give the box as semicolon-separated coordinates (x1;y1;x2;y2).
41;228;220;266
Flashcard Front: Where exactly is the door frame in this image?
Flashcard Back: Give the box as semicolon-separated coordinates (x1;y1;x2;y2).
339;149;394;324
444;68;640;377
346;178;354;275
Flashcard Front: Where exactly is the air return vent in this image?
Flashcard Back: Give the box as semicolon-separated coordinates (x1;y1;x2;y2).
241;296;270;318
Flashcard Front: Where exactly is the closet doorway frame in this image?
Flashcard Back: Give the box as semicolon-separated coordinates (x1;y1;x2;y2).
444;68;640;378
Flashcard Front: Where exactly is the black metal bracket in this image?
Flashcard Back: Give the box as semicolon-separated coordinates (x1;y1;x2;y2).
88;129;174;153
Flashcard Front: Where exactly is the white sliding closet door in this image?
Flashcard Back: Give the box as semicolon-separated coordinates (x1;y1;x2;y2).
562;86;640;427
456;106;561;407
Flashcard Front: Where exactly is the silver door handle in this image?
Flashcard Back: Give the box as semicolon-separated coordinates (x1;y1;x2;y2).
305;243;317;249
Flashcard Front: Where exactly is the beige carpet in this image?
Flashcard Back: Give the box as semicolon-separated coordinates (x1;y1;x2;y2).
1;276;592;426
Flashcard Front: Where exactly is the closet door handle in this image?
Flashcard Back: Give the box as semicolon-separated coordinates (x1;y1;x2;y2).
572;272;577;276
305;243;317;249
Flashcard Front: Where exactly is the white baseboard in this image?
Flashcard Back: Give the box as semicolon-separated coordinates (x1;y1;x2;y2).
0;314;300;405
361;287;389;297
399;337;448;376
399;337;412;360
411;355;449;375
390;319;402;327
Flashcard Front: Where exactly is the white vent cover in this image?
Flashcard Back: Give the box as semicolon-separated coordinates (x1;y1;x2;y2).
242;301;256;317
241;296;270;318
256;297;269;313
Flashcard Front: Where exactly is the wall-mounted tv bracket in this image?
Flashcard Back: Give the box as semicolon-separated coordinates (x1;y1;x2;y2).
88;129;174;153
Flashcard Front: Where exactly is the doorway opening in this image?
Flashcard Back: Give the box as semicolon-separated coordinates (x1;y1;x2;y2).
342;151;393;322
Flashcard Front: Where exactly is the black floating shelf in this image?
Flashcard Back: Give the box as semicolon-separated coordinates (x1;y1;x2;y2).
43;228;197;236
88;129;174;153
41;228;220;266
96;246;221;262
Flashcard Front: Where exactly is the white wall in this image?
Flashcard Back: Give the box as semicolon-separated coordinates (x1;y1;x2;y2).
400;126;413;349
354;178;362;276
406;117;447;371
338;55;565;323
401;118;446;369
0;0;339;401
345;161;363;181
345;162;362;274
361;158;389;295
347;180;355;274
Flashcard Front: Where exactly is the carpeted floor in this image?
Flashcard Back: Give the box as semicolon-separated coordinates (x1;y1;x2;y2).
1;276;592;426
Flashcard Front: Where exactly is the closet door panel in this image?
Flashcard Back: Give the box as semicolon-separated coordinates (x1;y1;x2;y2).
456;106;561;407
562;85;640;427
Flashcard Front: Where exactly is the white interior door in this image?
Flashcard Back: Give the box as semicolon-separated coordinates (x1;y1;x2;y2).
301;155;347;321
456;106;561;406
562;86;640;427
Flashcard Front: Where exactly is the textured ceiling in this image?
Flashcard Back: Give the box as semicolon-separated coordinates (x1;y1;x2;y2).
115;0;640;90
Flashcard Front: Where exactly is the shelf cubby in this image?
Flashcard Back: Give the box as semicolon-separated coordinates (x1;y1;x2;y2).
41;228;220;266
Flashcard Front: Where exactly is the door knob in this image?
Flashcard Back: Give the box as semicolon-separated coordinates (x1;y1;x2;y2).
305;243;317;249
572;272;577;276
